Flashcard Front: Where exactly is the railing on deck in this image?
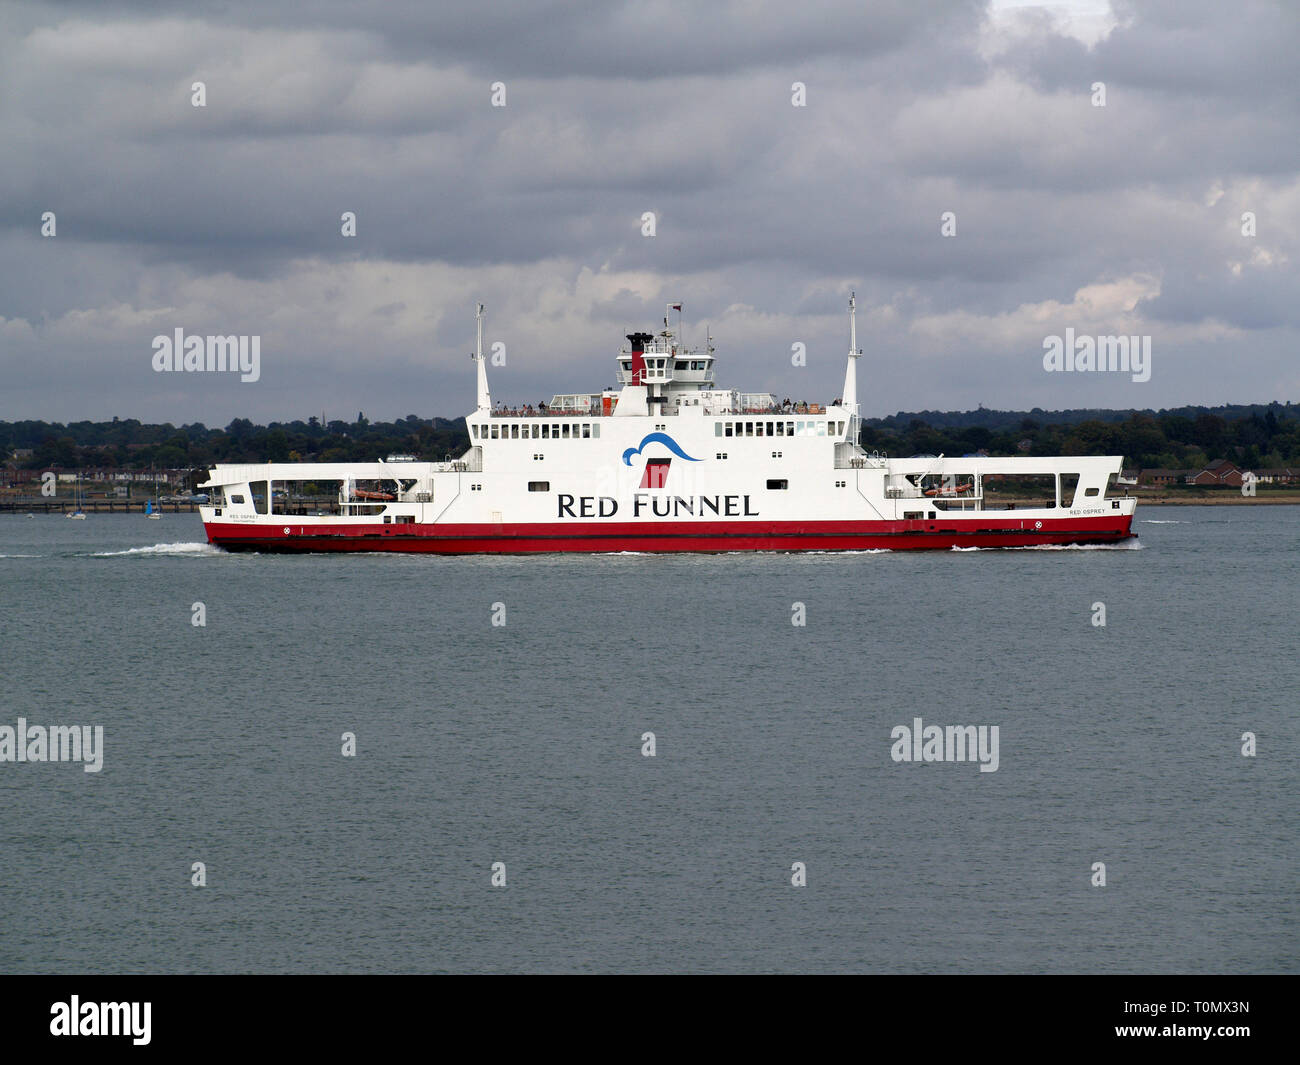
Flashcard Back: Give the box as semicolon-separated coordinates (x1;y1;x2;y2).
837;449;888;470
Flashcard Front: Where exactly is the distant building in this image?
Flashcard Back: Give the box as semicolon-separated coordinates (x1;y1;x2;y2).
1252;467;1299;484
1190;459;1245;487
1137;468;1193;485
86;469;185;486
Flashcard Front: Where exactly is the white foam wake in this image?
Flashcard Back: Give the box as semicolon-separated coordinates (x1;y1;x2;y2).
952;540;1143;552
93;542;220;557
1018;540;1143;551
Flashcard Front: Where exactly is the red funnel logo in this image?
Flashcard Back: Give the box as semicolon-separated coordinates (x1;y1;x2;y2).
640;458;671;488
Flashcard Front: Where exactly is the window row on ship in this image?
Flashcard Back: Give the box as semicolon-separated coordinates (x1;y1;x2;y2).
717;419;846;438
473;422;602;440
471;418;847;442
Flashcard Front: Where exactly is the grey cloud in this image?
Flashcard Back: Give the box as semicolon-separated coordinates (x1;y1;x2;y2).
1;0;1297;424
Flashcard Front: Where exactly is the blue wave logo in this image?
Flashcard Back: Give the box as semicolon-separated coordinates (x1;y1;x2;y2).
621;432;702;466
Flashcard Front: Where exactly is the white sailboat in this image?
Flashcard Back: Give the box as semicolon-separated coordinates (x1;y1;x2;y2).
67;471;87;519
147;469;162;519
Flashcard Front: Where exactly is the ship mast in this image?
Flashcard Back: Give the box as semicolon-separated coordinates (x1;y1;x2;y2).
475;302;491;412
665;302;683;353
842;292;862;439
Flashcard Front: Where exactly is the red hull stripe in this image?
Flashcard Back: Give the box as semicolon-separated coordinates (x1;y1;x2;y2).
204;516;1135;553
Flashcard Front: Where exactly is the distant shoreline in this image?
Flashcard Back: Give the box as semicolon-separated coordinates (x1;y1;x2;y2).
5;495;1298;514
990;493;1300;506
1124;495;1300;506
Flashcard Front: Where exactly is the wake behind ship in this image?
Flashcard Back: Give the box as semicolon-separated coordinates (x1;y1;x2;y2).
199;299;1137;553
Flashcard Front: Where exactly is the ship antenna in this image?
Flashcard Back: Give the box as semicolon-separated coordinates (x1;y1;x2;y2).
475;302;491;412
665;302;683;351
842;291;862;438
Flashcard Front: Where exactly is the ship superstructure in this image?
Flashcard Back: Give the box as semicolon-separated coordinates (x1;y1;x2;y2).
199;299;1137;552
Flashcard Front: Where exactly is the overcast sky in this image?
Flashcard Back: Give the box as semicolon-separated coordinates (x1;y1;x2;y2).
2;0;1297;425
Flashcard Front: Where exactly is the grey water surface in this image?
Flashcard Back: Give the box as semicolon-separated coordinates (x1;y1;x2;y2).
0;506;1294;973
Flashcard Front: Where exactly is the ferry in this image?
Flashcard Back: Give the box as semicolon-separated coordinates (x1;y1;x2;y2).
198;299;1137;553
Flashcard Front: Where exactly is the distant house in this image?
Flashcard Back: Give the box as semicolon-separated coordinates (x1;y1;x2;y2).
1190;459;1244;487
1137;468;1192;485
85;469;185;486
1253;467;1299;484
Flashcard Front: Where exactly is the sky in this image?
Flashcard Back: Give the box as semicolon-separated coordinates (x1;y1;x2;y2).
1;0;1297;425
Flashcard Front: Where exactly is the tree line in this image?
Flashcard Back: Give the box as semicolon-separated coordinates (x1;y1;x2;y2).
3;400;1298;474
861;402;1300;472
1;414;468;472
